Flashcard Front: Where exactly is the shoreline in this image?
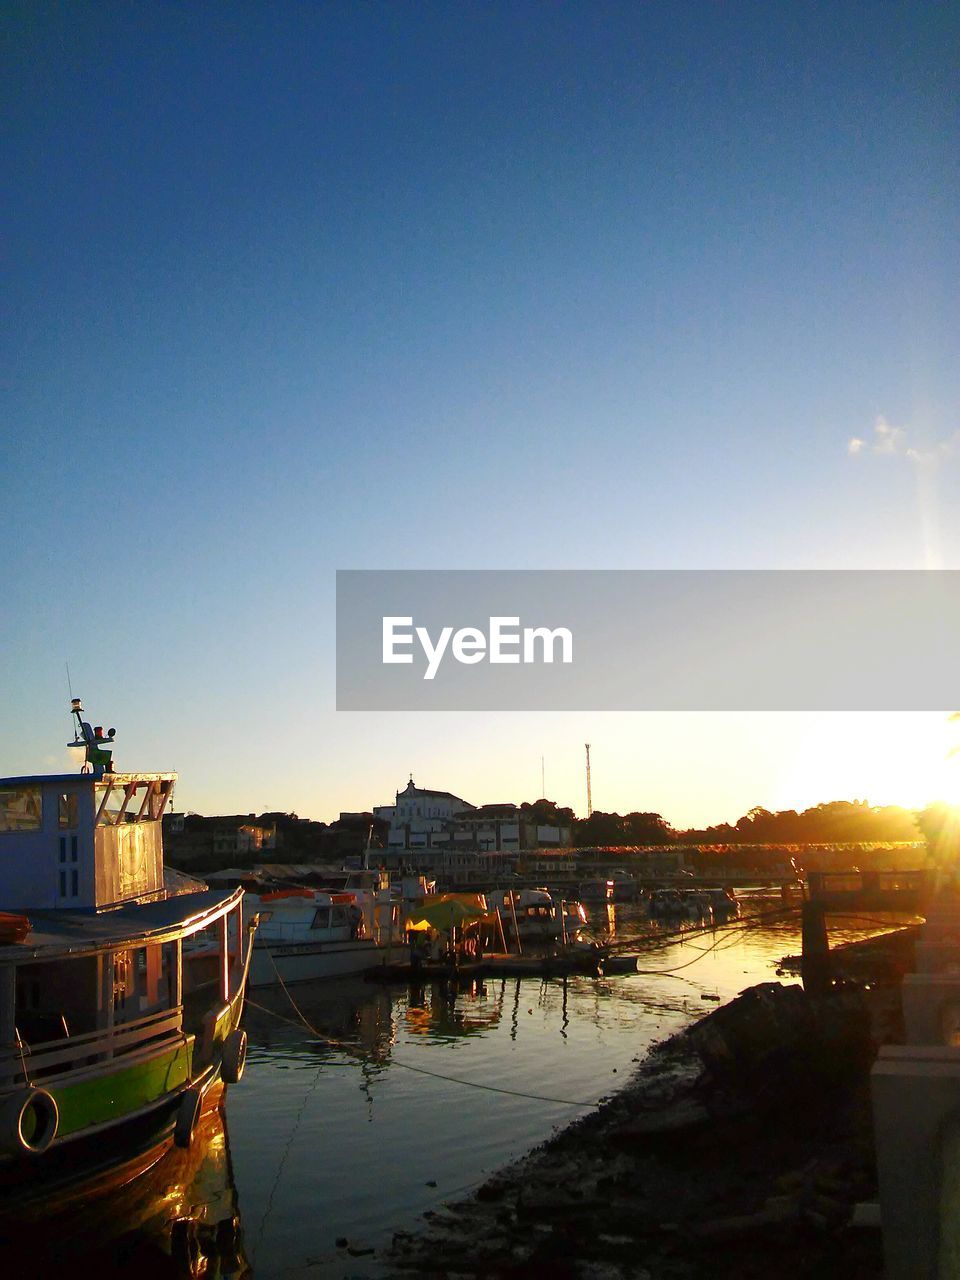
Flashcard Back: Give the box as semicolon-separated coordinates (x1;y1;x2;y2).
381;962;896;1278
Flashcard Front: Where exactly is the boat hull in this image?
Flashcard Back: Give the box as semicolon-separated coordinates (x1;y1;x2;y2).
0;917;254;1173
248;939;407;987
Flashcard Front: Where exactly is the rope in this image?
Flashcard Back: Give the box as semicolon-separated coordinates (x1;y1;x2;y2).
818;913;923;930
251;949;601;1108
634;927;745;975
251;1062;324;1262
602;903;801;953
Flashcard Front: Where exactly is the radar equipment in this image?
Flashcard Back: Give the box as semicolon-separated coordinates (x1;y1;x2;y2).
67;698;116;777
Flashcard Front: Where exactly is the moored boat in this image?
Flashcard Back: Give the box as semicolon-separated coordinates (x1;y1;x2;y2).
243;881;408;987
485;887;588;944
0;700;256;1172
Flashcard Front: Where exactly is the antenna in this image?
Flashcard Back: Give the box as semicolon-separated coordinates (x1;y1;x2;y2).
65;662;74;700
541;755;545;798
67;697;116;777
585;743;592;817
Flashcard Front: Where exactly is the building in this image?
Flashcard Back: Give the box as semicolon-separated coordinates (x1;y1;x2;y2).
371;781;573;873
450;804;573;853
373;779;475;851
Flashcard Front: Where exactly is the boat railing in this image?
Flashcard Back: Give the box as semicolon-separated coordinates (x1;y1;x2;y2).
1;1004;184;1085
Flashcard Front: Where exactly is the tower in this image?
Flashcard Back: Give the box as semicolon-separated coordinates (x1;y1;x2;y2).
585;743;592;817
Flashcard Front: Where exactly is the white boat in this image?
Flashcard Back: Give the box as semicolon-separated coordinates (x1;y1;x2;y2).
485;888;588;944
244;879;410;988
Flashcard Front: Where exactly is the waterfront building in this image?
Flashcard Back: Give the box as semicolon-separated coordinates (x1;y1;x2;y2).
373;779;476;850
373;782;574;857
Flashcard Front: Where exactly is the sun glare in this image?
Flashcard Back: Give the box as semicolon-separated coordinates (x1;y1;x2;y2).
772;713;960;814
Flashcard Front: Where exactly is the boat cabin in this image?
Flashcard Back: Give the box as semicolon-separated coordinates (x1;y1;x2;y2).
0;772;174;911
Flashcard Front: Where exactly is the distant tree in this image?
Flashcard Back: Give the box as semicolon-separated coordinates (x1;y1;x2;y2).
520;799;576;827
573;810;675;847
680;799;920;845
622;811;675;844
917;802;960;863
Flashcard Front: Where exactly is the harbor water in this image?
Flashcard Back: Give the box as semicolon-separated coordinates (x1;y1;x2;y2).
0;899;917;1277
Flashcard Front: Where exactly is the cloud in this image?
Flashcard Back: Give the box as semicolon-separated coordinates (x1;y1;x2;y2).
906;431;960;466
873;417;907;454
848;416;958;465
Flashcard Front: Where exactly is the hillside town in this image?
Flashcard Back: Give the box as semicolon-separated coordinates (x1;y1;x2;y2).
160;776;932;888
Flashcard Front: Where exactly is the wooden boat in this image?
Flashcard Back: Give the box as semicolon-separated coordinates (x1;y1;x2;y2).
0;1080;249;1277
0;699;256;1169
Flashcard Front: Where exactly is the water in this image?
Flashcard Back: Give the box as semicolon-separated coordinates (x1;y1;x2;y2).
1;899;917;1277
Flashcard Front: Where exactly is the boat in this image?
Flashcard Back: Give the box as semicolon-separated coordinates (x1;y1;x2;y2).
0;1079;248;1277
0;699;256;1171
648;888;710;922
705;887;740;920
485;887;588;944
647;887;737;923
244;872;412;987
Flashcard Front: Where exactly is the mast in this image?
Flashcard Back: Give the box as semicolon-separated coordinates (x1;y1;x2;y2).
585;743;592;817
67;698;116;777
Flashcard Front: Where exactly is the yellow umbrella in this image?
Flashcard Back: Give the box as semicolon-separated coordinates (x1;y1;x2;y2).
406;892;487;933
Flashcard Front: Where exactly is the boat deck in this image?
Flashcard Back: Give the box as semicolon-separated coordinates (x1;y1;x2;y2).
0;887;242;962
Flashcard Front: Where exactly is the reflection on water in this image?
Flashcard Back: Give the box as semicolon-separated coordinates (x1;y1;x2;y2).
0;897;918;1278
0;1083;248;1278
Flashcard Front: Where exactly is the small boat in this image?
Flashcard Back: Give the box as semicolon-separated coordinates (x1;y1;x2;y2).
648;888;711;922
705;887;740;920
485;888;588;944
0;699;256;1173
244;874;410;987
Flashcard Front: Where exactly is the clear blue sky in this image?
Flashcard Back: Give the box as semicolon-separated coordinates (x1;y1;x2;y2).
3;3;958;823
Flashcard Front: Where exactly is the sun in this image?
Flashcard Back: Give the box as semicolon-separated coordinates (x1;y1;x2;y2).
772;713;960;813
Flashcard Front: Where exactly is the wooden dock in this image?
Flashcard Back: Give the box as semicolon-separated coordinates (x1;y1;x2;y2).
366;951;639;983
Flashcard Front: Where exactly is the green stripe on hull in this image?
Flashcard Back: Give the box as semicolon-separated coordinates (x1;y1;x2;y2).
51;1041;195;1137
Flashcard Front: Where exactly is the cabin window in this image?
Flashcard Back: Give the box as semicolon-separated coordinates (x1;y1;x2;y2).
0;785;42;832
95;783;138;825
58;793;79;828
311;908;333;929
59;835;79;863
57;866;80;898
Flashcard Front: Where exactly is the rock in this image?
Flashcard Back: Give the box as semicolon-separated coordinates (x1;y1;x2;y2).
763;1195;801;1222
692;1210;778;1239
849;1202;882;1229
574;1264;627;1280
616;1101;710;1140
517;1186;597;1216
803;1209;831;1231
805;1192;851;1224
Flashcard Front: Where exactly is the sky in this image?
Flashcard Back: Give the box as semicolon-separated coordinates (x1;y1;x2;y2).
3;3;959;825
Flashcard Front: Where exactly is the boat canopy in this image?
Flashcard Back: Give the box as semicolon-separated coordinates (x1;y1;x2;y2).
0;886;243;964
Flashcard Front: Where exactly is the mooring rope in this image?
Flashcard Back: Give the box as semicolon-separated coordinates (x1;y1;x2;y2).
251;950;601;1107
